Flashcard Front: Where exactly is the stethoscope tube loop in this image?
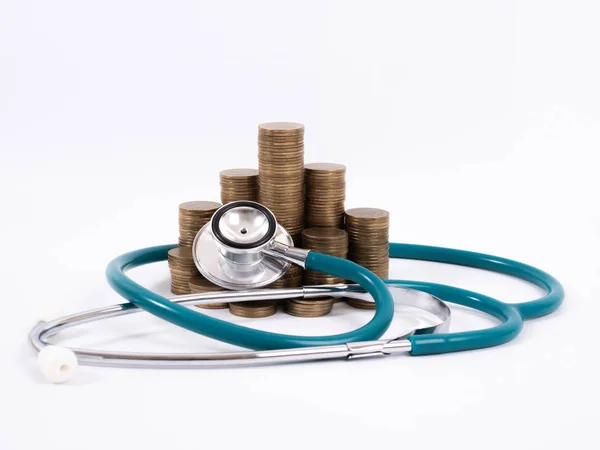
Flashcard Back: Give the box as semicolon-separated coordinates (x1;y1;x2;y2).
30;240;564;382
106;245;396;350
103;241;563;355
388;243;564;320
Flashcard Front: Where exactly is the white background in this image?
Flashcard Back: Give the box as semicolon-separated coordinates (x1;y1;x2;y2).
1;1;599;449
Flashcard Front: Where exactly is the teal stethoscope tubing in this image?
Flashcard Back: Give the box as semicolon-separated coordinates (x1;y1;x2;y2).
389;243;564;320
107;245;395;350
106;242;564;355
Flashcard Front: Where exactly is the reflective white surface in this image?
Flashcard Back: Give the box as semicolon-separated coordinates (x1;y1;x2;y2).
193;221;293;290
217;205;271;245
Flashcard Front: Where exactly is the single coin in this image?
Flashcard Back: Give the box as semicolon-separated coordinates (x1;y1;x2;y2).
219;168;258;178
258;122;304;132
304;162;346;173
179;201;222;214
167;247;194;260
345;207;389;221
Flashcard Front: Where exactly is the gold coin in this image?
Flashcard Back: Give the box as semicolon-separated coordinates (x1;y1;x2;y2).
345;298;376;309
178;201;221;248
168;246;200;295
268;267;303;288
257;121;306;259
345;207;389;221
304;162;346;173
289;227;349;316
303;274;345;284
258;143;304;149
282;264;303;277
304;163;346;229
258;122;304;133
221;194;258;203
179;201;222;214
229;301;278;318
344;207;390;310
167;247;194;260
284;299;333;317
188;276;228;309
219;168;259;204
302;227;347;242
219;168;258;178
170;285;191;295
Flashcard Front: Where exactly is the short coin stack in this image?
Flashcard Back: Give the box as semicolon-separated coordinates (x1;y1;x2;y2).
168;247;200;295
345;208;390;309
285;227;349;317
229;301;277;318
219;168;259;204
189;276;227;309
228;264;302;317
304;163;346;229
178;201;222;248
258;122;305;245
170;201;221;295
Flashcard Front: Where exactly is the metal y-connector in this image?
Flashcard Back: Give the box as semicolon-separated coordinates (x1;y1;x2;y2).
346;339;412;360
262;241;309;268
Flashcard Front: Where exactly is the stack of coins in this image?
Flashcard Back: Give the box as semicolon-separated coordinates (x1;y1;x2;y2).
285;228;349;317
301;228;348;285
228;297;279;317
178;201;221;248
168;247;200;295
219;168;259;204
304;163;346;228
228;264;302;317
229;301;277;318
189;276;228;309
258;122;305;245
345;208;390;309
268;264;303;288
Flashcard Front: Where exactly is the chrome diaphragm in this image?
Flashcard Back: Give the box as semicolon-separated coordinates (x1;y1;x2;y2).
193;201;294;290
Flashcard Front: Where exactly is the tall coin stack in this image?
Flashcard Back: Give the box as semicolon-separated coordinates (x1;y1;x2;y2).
345;208;390;309
305;163;346;229
219;169;277;317
258;122;305;245
219;168;259;204
169;201;222;295
285;228;349;317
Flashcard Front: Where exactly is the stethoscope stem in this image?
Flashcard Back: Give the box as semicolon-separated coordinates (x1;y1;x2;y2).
172;287;308;305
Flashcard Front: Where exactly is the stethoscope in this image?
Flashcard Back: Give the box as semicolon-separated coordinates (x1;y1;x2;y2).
30;201;564;383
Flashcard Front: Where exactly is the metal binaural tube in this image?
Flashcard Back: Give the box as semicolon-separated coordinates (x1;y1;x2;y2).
29;283;454;370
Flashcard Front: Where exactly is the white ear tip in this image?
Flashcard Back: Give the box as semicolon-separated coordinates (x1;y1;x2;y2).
37;345;78;384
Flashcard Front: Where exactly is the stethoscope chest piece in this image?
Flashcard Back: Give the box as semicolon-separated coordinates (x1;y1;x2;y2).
193;201;293;290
